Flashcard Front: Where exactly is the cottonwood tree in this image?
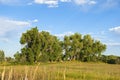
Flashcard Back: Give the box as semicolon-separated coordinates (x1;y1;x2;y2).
39;31;62;62
63;34;106;62
19;27;62;63
20;27;41;63
15;27;106;64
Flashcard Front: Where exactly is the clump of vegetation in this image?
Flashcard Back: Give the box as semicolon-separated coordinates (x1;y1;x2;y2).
13;27;106;64
101;55;120;64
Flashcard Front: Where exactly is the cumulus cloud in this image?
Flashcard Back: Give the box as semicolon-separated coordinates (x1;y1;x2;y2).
109;26;120;34
1;0;120;9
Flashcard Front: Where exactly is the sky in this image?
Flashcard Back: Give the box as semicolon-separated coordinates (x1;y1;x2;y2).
0;0;120;57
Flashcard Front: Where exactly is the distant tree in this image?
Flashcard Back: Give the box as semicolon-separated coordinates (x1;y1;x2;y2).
107;55;119;64
5;57;14;63
0;50;5;63
116;57;120;64
100;55;108;63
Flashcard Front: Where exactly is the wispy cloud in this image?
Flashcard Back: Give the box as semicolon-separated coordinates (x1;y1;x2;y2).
34;0;96;7
74;0;96;6
55;31;74;38
0;0;19;5
105;42;120;46
34;0;58;7
0;17;32;43
0;17;30;36
0;0;120;10
0;38;10;43
32;19;39;23
109;26;120;34
101;0;120;9
60;0;71;2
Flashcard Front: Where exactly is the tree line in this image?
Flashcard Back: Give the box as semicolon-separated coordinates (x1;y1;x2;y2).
0;27;120;64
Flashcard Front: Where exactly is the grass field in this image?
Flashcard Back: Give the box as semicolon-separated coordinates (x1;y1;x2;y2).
0;61;120;80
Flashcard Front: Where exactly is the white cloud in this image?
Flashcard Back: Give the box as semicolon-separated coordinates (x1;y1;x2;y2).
60;0;71;2
34;0;96;7
74;0;96;6
88;0;96;5
109;26;120;34
0;0;97;8
0;17;30;36
34;0;58;7
55;31;74;38
33;19;39;23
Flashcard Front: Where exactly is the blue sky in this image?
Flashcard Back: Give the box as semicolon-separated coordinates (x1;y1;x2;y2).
0;0;120;57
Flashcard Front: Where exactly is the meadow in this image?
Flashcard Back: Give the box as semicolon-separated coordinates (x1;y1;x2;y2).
0;61;120;80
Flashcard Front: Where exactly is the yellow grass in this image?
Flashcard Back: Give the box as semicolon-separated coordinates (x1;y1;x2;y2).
0;61;120;80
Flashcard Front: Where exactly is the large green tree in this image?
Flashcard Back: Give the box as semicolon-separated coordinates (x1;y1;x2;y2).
20;27;41;63
63;33;106;62
63;33;83;61
19;27;62;63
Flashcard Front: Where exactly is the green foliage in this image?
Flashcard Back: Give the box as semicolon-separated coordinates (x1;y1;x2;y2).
12;27;111;64
39;31;62;62
20;27;40;63
19;27;62;63
63;33;106;62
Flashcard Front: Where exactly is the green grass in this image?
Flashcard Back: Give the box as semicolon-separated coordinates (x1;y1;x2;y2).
0;61;120;80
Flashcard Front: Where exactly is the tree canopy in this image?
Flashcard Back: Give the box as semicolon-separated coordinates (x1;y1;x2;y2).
19;27;62;63
62;34;106;62
13;27;107;64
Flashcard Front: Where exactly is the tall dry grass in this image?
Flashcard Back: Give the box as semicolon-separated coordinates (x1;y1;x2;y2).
0;62;120;80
